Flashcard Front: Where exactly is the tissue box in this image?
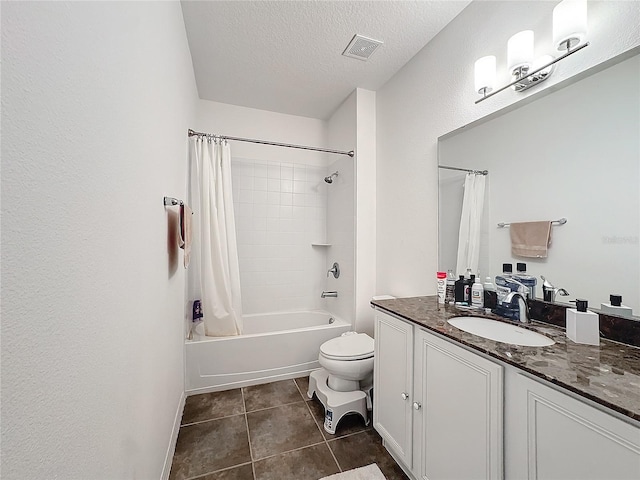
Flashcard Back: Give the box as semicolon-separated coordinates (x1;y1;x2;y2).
566;308;600;346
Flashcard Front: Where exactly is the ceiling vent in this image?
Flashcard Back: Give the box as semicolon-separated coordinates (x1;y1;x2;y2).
342;34;383;61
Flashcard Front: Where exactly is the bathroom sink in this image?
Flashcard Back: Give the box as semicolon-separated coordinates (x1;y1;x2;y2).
447;316;555;347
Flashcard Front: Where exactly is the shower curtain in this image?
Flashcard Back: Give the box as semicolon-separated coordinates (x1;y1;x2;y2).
187;137;242;336
455;173;486;277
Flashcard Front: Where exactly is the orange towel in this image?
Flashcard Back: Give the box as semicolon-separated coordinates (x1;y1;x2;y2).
510;221;552;258
180;204;192;268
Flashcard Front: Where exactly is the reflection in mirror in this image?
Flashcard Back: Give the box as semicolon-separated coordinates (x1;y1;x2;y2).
438;51;639;318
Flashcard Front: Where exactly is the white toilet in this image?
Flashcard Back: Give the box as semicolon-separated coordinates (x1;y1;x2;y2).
307;332;374;434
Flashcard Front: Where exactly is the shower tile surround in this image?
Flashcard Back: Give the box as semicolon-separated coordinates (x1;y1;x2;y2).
169;378;409;480
231;158;329;314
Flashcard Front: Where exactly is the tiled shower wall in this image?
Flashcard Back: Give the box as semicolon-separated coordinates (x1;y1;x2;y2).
232;158;328;314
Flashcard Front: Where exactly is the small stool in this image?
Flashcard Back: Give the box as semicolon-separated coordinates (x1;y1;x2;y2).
307;369;369;435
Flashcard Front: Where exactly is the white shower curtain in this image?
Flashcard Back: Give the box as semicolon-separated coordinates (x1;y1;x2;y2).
455;173;486;277
187;137;242;336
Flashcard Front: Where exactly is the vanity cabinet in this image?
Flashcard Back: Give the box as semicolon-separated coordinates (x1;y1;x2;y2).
373;310;503;479
504;368;640;480
412;327;503;480
374;308;640;480
373;311;414;468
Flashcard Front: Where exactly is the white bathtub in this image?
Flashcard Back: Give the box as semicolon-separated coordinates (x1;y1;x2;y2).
185;310;351;394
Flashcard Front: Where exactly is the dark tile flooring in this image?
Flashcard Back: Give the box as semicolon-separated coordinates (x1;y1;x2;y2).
169;376;409;480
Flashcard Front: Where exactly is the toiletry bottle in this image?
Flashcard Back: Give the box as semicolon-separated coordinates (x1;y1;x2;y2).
495;276;526;320
502;263;513;277
600;294;633;318
445;270;456;305
566;299;600;345
514;262;537;299
437;272;447;304
483;276;497;311
465;274;475;305
471;277;484;308
454;275;466;304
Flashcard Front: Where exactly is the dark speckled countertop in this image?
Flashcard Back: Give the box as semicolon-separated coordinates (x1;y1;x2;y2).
371;296;640;423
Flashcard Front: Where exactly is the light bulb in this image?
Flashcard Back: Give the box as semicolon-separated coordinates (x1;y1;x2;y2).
553;0;587;51
507;30;534;74
474;56;496;95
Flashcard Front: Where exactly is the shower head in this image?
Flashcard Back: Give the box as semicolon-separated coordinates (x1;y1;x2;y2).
324;171;339;184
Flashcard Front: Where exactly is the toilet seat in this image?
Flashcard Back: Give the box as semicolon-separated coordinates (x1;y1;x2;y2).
320;333;374;361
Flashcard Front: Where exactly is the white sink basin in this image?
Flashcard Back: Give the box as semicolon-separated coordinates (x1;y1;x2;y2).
447;316;555;347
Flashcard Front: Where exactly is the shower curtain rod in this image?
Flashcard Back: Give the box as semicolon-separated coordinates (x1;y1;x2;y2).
188;129;354;157
438;165;488;175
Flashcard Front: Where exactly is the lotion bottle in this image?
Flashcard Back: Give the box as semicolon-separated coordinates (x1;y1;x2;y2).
600;294;633;318
566;299;600;346
471;277;484;308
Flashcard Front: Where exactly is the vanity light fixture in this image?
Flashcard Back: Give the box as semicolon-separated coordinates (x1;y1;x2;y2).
474;0;589;104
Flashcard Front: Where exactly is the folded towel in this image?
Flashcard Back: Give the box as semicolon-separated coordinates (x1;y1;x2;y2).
510;221;552;258
180;204;192;268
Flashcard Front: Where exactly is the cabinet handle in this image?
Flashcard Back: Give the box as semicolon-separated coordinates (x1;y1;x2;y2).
413;402;422;410
401;392;409;400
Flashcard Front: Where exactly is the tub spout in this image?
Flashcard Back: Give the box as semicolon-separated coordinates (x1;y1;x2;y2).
321;291;338;298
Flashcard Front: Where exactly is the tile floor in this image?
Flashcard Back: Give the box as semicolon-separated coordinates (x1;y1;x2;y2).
169;376;409;480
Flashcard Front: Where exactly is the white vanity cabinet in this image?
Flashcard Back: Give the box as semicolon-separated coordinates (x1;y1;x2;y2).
412;327;503;480
373;310;503;479
373;310;414;468
373;307;640;480
504;368;640;480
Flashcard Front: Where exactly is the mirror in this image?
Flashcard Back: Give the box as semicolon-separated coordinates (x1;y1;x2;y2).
438;50;639;318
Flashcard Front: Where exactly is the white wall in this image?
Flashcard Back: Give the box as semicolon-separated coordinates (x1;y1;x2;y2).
376;0;640;298
1;2;197;479
196;100;328;165
326;92;357;323
355;89;377;336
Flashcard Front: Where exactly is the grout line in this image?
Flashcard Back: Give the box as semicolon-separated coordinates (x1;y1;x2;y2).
252;439;328;463
244;398;306;415
180;411;245;428
302;392;343;473
183;461;253;480
325;428;371;443
240;388;257;480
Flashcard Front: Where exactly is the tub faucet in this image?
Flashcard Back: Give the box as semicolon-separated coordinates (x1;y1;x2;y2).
321;291;338;298
504;291;530;324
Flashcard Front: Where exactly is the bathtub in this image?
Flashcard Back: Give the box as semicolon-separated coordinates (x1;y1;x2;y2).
185;310;351;394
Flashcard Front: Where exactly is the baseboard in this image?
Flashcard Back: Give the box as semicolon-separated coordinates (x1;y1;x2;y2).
161;391;186;480
185;368;319;396
382;438;418;480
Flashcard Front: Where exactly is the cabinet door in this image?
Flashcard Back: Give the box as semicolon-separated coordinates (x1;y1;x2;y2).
505;369;640;480
413;328;503;480
373;311;414;467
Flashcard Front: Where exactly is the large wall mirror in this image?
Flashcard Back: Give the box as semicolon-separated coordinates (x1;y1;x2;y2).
438;49;639;317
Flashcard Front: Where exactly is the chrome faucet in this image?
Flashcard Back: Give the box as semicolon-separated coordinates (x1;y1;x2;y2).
327;262;340;278
321;291;338;298
541;275;570;302
504;291;530;323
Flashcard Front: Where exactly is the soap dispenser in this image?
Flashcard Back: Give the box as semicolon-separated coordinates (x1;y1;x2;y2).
600;294;633;318
566;299;600;346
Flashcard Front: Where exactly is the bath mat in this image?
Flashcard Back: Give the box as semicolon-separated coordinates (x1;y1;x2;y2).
320;463;386;480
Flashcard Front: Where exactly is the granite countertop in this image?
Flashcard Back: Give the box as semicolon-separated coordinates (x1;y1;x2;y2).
371;296;640;423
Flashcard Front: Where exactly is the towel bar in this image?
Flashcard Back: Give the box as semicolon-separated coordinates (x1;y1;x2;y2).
498;217;567;228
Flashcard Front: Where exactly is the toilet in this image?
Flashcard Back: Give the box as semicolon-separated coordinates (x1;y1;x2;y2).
307;332;374;434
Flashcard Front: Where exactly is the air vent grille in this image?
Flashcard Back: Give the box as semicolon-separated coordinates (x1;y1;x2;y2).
342;34;383;61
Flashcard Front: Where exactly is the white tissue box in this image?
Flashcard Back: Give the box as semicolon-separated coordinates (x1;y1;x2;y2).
566;308;600;346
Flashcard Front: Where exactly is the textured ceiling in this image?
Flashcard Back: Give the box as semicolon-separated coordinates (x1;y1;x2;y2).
181;1;471;119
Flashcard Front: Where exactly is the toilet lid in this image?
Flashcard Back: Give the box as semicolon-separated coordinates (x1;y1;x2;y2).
320;333;374;360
